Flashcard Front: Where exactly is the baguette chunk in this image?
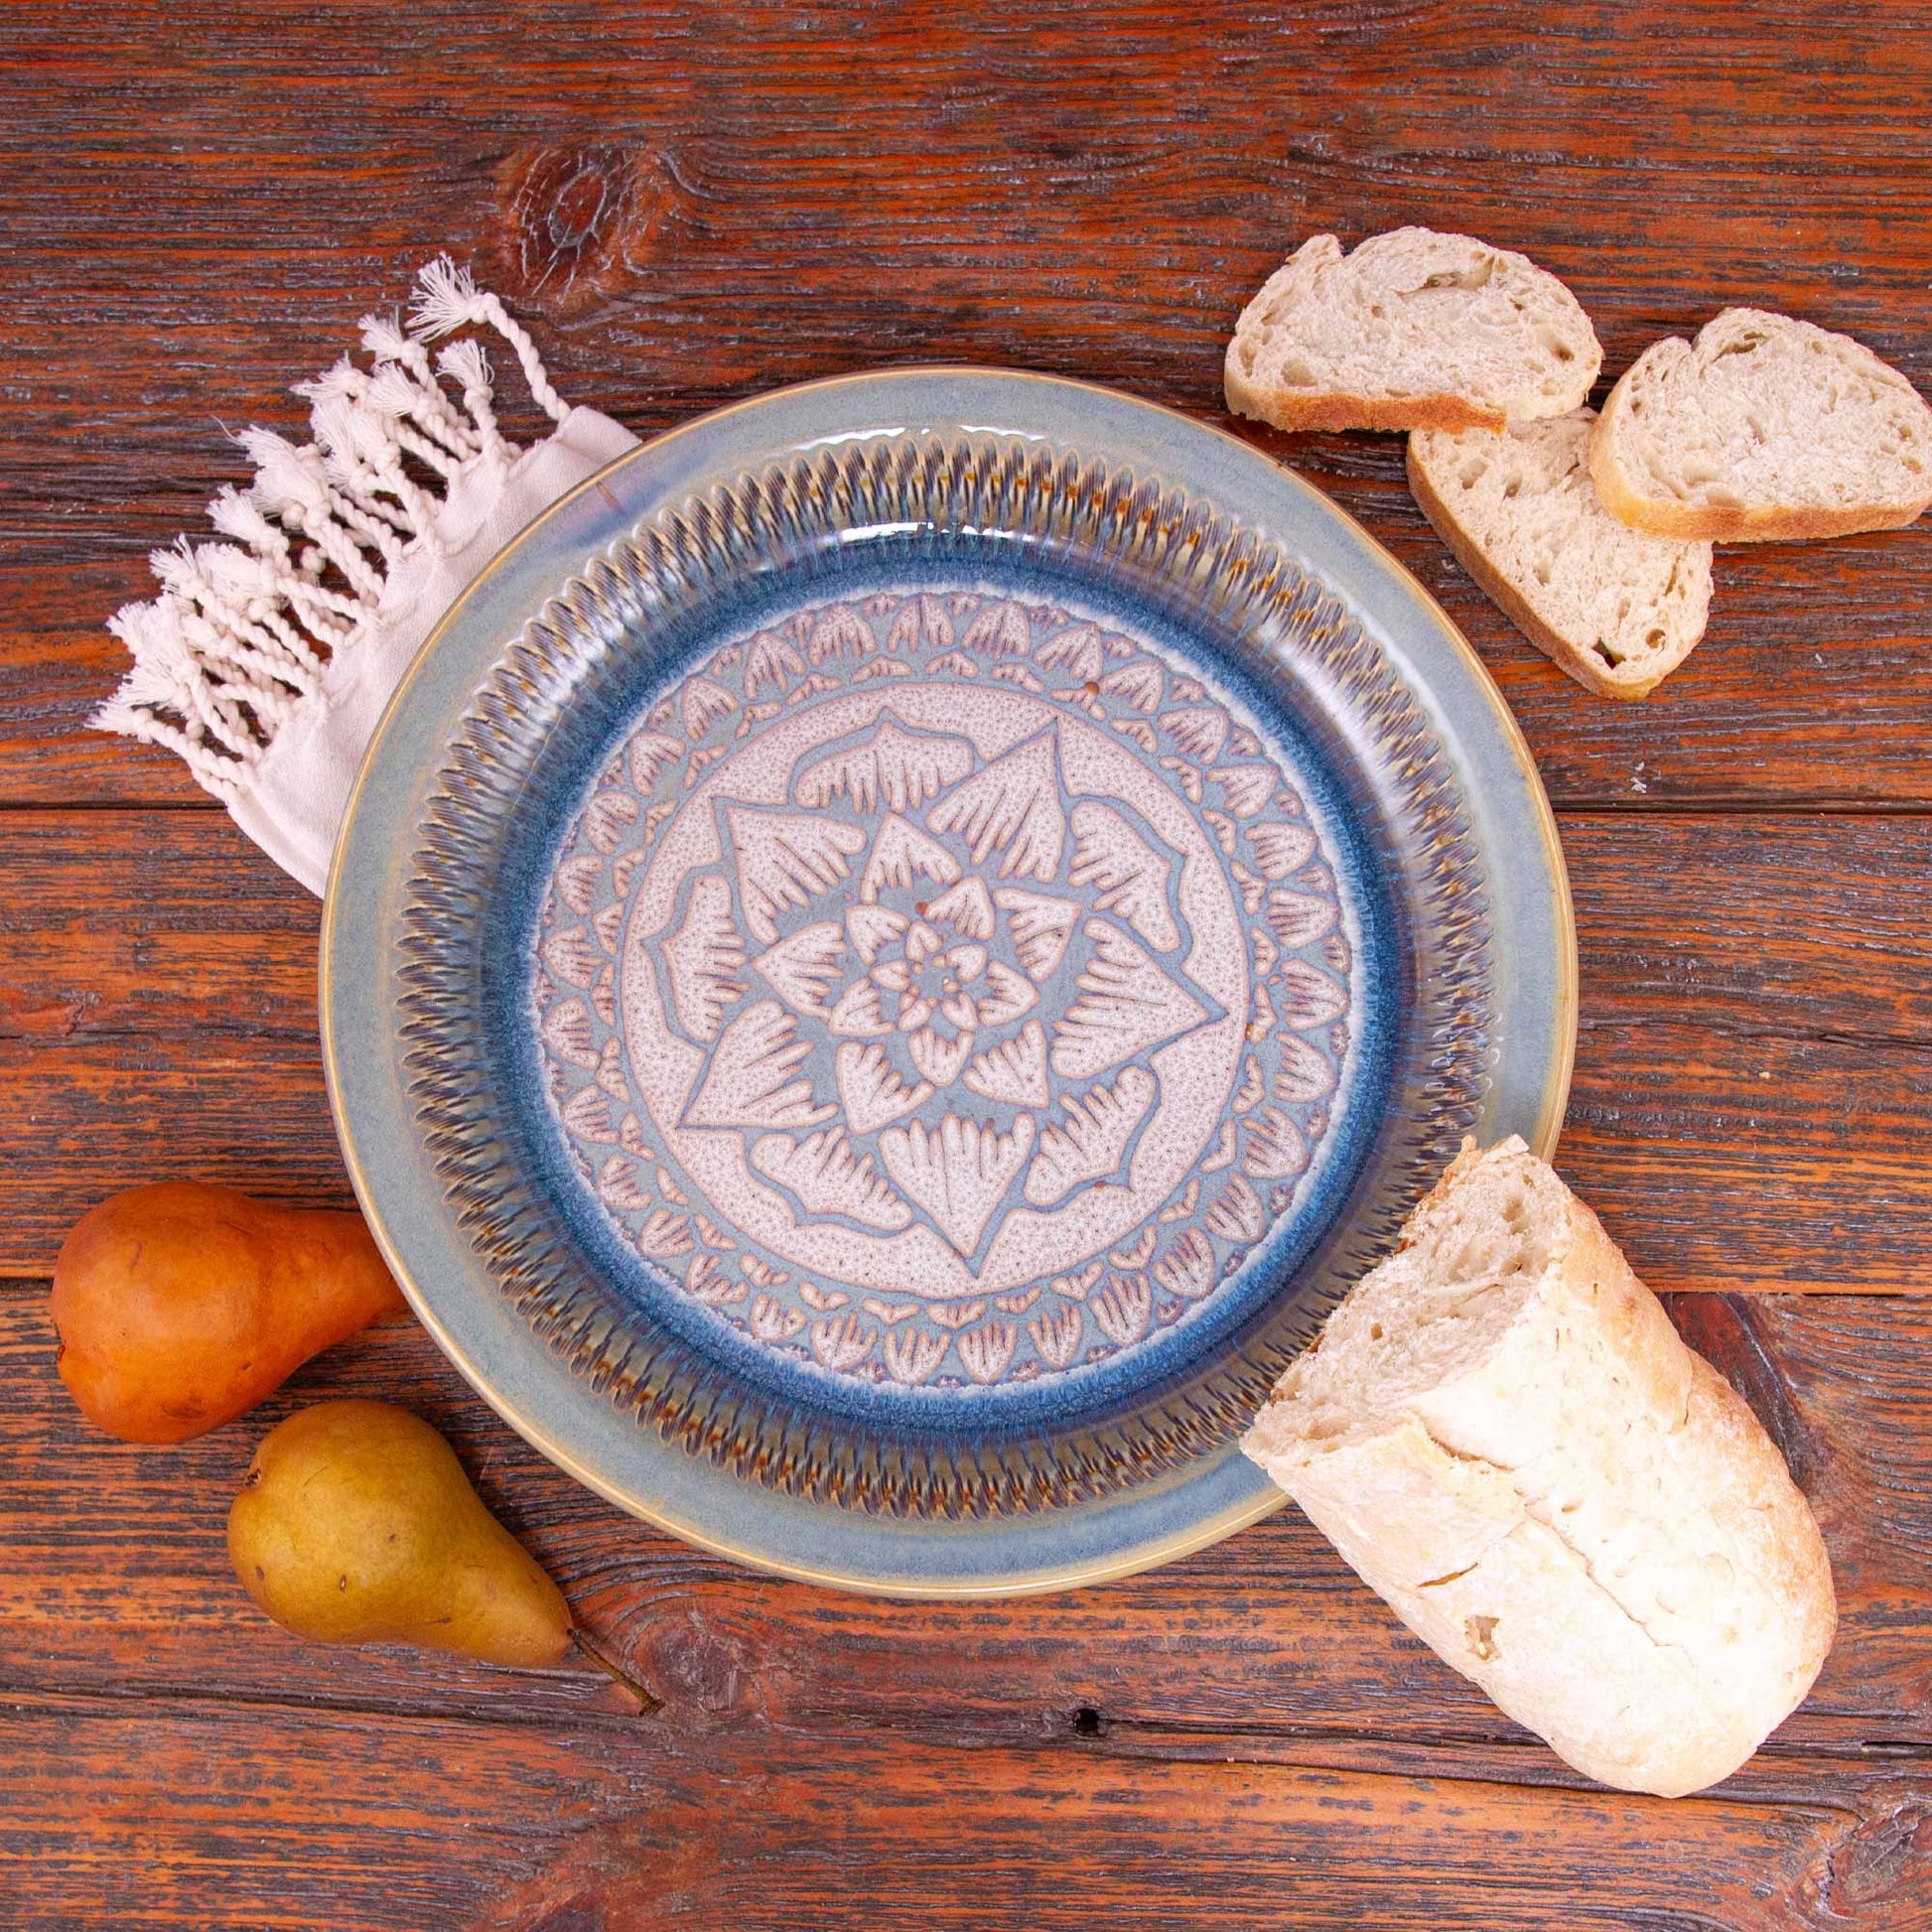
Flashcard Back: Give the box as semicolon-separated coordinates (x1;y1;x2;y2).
1589;308;1932;541
1242;1139;1835;1798
1408;410;1714;699
1224;228;1600;434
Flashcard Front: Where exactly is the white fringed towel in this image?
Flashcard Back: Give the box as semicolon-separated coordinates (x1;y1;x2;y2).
94;261;639;894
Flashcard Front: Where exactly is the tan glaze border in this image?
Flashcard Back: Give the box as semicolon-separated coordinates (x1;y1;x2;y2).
1305;477;1578;1167
321;366;1577;1596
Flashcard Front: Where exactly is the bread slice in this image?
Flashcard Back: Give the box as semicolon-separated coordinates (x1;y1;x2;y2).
1224;228;1601;434
1589;308;1932;541
1242;1138;1836;1798
1408;410;1714;699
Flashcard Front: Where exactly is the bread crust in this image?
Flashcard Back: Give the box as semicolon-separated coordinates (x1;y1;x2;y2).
1405;437;1672;699
1242;1139;1837;1798
1224;358;1508;436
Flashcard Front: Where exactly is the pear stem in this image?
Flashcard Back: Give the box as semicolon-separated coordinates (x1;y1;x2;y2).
571;1626;661;1715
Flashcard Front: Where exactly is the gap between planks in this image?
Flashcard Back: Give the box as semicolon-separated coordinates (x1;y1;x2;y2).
7;1272;1925;1294
5;793;1932;817
1;1671;1924;1800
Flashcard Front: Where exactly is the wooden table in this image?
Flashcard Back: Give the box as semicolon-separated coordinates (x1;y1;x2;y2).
5;5;1931;1925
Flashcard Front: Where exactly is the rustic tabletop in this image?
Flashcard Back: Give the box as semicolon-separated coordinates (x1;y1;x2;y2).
5;5;1931;1927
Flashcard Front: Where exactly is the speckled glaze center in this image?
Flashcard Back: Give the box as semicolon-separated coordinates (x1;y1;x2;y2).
532;586;1367;1396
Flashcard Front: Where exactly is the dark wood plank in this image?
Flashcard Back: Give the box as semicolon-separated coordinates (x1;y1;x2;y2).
0;1695;662;1932
0;570;210;810
1376;493;1932;809
469;1740;1932;1932
2;1286;1930;1928
3;4;1929;806
0;1034;349;1249
1;1288;1926;1763
1561;812;1932;1294
10;1708;1925;1932
0;811;318;1040
3;809;1925;1289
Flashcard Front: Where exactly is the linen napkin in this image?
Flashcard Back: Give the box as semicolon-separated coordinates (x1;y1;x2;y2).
94;260;639;895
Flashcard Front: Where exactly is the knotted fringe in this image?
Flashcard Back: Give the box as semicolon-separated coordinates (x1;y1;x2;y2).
93;259;574;798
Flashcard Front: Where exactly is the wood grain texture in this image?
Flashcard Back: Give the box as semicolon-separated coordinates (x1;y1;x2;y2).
0;1290;1921;1755
4;2;1931;1926
1562;812;1932;1293
15;1723;1916;1932
1;810;1924;1288
3;1289;1931;1930
4;4;1930;808
467;1745;1932;1932
12;1704;1928;1932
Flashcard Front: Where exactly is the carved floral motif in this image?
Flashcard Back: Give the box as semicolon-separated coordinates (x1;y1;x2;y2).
533;589;1360;1393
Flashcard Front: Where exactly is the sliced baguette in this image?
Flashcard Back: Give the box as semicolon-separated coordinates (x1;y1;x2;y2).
1589;308;1932;541
1224;228;1601;434
1241;1138;1836;1798
1408;410;1714;699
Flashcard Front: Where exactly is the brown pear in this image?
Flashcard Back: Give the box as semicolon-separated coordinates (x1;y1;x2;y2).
52;1182;407;1443
227;1400;572;1668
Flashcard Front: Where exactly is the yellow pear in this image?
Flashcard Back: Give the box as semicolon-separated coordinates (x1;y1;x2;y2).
228;1400;572;1668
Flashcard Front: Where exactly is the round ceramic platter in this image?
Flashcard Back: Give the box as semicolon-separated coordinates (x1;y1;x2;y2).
324;368;1574;1598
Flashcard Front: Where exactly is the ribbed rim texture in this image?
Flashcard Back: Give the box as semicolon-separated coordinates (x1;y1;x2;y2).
397;432;1492;1519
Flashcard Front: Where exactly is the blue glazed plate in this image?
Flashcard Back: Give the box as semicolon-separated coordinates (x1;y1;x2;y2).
323;368;1574;1596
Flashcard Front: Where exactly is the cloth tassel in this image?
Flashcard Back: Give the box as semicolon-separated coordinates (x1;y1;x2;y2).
95;263;637;894
95;258;581;804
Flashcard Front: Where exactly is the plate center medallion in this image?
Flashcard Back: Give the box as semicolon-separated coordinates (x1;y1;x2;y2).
534;588;1363;1395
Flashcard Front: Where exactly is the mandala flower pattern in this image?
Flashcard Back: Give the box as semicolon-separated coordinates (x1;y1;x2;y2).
533;589;1365;1394
676;726;1220;1267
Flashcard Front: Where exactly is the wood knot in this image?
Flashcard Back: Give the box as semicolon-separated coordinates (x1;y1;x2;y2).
1801;1788;1932;1919
495;146;666;309
627;1606;763;1726
526;1897;607;1932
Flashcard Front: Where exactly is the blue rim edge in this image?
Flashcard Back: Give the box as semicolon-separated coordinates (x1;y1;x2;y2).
489;552;1401;1435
